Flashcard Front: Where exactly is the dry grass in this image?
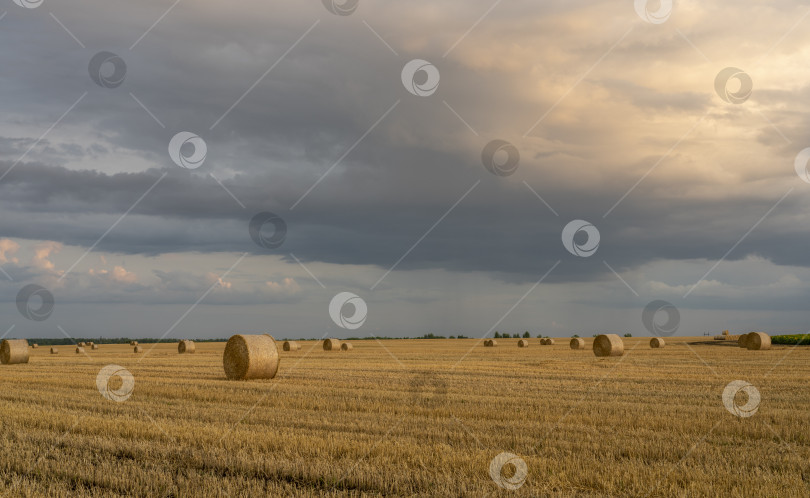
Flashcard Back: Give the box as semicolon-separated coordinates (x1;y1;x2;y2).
0;337;807;496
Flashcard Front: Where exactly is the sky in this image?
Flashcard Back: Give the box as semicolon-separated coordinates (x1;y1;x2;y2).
1;0;810;340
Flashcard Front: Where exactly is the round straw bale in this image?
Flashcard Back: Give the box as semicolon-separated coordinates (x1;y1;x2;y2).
50;347;58;354
75;346;85;354
133;346;142;353
738;333;751;348
78;342;85;347
540;338;547;345
282;340;301;351
178;340;195;354
340;342;353;351
130;341;138;346
546;338;555;345
593;334;624;357
223;334;280;380
31;343;38;349
488;339;498;347
1;339;29;364
323;338;342;351
483;339;491;347
746;332;771;351
91;343;98;350
650;337;665;348
570;337;585;350
517;339;529;348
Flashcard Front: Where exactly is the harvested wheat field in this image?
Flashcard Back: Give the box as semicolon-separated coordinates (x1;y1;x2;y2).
0;337;808;496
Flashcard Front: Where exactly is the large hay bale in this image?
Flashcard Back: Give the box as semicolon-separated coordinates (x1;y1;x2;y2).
1;339;29;364
223;334;280;380
570;337;585;350
282;341;301;351
178;340;195;354
78;342;85;347
484;339;498;347
130;341;138;346
517;339;529;348
133;346;142;353
650;337;665;348
746;332;771;351
546;338;555;345
50;347;58;354
323;338;342;351
738;333;751;348
340;342;353;351
31;344;38;349
593;334;624;357
75;346;85;354
91;343;98;350
540;338;547;345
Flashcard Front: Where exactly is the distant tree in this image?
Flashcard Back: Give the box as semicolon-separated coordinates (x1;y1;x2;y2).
449;336;455;339
494;332;500;338
523;331;530;338
572;334;580;338
624;333;632;337
457;335;467;339
536;333;543;338
593;334;599;338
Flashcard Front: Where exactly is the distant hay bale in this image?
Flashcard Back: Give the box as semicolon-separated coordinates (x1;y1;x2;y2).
91;344;98;350
223;334;279;380
75;346;85;354
133;346;142;353
722;330;729;336
130;341;138;346
570;338;585;350
738;334;751;348
540;338;547;345
340;342;353;351
650;337;665;348
593;334;624;357
541;338;555;345
282;341;301;351
484;339;498;347
1;339;29;364
178;340;195;354
746;332;771;351
323;338;342;351
517;339;529;348
31;344;38;349
78;342;85;347
50;347;58;354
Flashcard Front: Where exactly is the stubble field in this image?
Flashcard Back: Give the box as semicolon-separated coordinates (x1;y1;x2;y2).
0;337;808;497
